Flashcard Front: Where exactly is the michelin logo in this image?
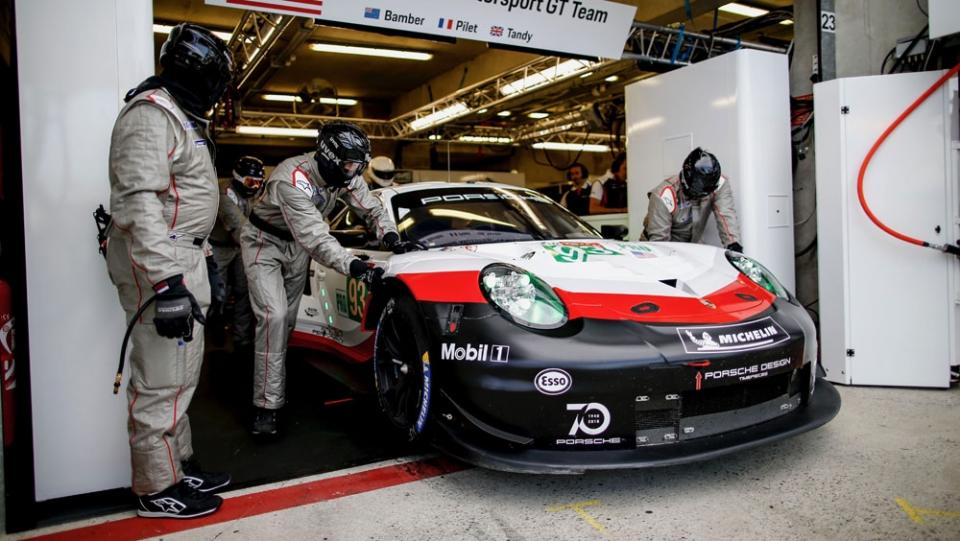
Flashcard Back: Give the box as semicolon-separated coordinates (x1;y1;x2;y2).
677;316;789;354
441;343;510;363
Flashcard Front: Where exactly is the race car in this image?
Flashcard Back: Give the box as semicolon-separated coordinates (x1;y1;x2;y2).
290;181;841;473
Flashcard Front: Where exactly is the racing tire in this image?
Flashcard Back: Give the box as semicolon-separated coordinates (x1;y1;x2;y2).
373;295;433;442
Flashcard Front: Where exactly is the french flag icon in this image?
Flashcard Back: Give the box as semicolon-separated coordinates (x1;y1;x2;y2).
438;18;454;29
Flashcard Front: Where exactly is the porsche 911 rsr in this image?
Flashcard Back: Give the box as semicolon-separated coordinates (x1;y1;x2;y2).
291;182;840;473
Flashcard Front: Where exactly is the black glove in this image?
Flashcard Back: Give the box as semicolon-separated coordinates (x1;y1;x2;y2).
153;275;206;342
727;242;744;253
206;255;226;310
381;231;420;254
349;258;386;290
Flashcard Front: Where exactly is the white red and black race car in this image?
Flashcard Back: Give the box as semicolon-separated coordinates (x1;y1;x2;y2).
291;181;841;473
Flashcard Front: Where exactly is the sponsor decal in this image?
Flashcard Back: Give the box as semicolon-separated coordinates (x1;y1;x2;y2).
335;289;349;316
304;307;319;317
440;342;510;363
310;325;344;343
566;402;610;436
543;241;621;263
415;351;431;433
293;171;315;198
152;497;187;514
534;368;572;395
194;139;207;147
615;242;657;259
419;192;545;205
556;437;622;446
226;187;240;207
677;316;789;354
181;120;197;131
700;357;793;384
363;6;380;19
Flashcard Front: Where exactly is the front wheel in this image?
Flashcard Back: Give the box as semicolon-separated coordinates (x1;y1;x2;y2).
372;296;432;441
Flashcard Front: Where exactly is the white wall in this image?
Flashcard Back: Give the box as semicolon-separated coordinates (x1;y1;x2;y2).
16;0;153;500
625;49;796;292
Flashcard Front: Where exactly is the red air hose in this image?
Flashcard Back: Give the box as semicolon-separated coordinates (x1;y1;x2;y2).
857;62;960;255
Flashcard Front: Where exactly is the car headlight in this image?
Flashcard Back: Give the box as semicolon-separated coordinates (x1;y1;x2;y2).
479;264;568;329
726;252;789;300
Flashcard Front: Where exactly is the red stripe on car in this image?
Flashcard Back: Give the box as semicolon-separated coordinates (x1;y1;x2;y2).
398;271;485;303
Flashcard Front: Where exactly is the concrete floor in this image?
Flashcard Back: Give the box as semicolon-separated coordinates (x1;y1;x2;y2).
17;384;960;540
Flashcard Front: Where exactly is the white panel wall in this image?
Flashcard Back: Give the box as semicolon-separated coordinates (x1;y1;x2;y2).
625;49;796;292
16;0;153;500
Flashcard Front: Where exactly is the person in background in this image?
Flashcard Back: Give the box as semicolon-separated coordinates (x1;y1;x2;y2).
364;155;396;188
560;162;592;216
208;156;265;351
590;152;628;214
640;147;742;253
105;23;232;519
240;122;416;438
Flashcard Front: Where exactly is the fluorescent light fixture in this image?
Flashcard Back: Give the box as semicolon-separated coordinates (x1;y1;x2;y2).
476;108;489;114
409;102;469;131
579;71;594;78
309;43;433;61
528;112;549;119
458;135;513;144
780;19;794;25
500;59;595;96
260;94;358;106
605;75;619;82
532;142;610;152
497;111;512;117
236;126;318;138
153;24;232;41
718;3;769;18
428;134;443;140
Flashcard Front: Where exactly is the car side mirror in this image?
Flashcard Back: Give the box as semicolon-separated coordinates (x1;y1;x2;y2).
600;225;628;240
330;229;369;247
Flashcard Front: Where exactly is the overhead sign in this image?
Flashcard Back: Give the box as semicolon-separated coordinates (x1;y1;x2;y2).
206;0;637;59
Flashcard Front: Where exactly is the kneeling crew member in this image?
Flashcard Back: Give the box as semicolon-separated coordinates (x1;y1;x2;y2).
640;148;743;253
241;122;412;436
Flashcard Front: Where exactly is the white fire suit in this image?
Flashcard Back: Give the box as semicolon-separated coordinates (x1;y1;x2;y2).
105;88;217;495
209;179;255;346
240;153;397;410
640;175;741;246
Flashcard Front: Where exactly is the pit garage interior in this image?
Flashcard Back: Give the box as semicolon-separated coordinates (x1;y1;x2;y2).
0;0;958;539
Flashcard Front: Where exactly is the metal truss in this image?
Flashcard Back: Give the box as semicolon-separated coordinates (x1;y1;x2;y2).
622;21;785;67
227;11;295;93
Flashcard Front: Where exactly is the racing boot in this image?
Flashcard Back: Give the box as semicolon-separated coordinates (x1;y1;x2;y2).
137;480;222;519
251;407;279;437
181;459;231;493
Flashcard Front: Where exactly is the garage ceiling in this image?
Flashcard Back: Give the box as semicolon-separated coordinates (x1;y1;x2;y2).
153;0;794;146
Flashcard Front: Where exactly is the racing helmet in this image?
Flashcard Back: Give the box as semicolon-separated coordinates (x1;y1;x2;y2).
365;156;396;188
159;23;234;111
315;122;372;188
231;156;265;198
680;148;721;199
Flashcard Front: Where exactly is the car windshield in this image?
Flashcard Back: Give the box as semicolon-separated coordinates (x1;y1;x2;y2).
390;185;601;248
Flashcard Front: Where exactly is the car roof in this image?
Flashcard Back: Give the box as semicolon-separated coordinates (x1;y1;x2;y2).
374;181;529;197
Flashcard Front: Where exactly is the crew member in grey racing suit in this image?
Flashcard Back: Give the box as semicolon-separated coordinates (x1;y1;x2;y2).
241;122;403;436
641;148;743;252
105;23;233;519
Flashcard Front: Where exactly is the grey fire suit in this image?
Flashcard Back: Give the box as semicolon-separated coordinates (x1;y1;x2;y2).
640;175;741;246
105;88;217;495
240;152;397;410
209;179;255;347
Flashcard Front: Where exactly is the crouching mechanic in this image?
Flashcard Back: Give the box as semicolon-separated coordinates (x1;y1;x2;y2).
241;122;415;436
105;23;232;519
208;156;265;349
640;148;743;253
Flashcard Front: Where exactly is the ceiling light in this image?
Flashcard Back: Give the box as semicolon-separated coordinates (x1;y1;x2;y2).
236;126;318;138
497;111;512;117
428;134;442;140
153;24;232;41
309;43;433;61
458;135;513;144
532;142;610;153
579;71;594;78
500;59;595;96
780;19;794;25
528;112;549;119
718;3;769;18
409;102;469;131
477;108;489;114
261;94;358;106
605;75;619;82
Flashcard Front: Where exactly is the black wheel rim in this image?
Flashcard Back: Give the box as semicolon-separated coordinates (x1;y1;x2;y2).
374;301;424;430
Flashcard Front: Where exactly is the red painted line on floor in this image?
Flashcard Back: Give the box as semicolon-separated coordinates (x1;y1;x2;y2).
24;456;468;541
323;397;354;406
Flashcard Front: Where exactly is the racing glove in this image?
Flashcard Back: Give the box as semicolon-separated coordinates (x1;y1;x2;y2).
206;255;226;313
381;231;420;254
153;275;206;342
726;242;744;253
349;258;386;290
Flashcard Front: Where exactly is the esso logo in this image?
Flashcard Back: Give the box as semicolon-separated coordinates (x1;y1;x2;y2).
534;368;572;395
